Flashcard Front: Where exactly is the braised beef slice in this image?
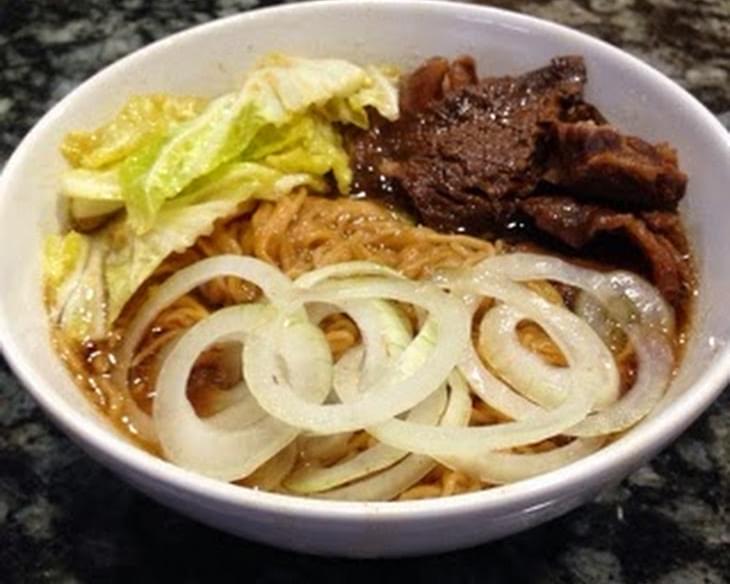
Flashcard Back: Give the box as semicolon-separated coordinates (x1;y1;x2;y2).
348;56;590;232
641;210;690;255
399;56;477;115
346;56;691;306
545;121;687;210
520;196;692;305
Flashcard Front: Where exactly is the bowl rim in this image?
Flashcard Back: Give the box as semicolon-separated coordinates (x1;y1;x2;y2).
1;0;729;523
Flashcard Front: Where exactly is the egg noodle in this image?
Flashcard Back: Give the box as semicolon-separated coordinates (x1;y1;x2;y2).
53;190;648;500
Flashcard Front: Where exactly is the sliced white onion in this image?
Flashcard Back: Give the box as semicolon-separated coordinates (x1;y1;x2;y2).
294;261;403;289
317;371;471;501
436;368;605;485
241;441;299;492
338;274;628;458
306;298;414;396
335;308;592;458
117;255;293;380
457;342;542;421
154;304;331;481
202;381;267;431
113;252;677;492
306;302;340;325
112;255;294;442
342;299;411;392
567;325;673;436
156;336;266;431
441;438;605;485
478;303;619;410
285;302;429;494
574;290;618;348
284;301;433;494
285;383;447;494
472;253;674;332
452;269;620;409
287;297;458;496
316;451;437;501
299;432;353;461
353;379;591;458
243;277;471;433
440;370;474;428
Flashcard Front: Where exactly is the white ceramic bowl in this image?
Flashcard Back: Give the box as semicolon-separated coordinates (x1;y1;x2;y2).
1;0;729;558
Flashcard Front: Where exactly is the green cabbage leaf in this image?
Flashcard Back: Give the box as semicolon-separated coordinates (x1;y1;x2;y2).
46;54;400;340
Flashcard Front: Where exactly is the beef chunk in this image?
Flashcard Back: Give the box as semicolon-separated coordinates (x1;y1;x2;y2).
400;56;477;115
545;121;687;210
520;196;692;305
345;55;692;306
641;210;690;254
562;101;608;125
348;56;589;232
398;57;451;115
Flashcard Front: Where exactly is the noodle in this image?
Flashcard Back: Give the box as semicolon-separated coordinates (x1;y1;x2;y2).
52;190;637;500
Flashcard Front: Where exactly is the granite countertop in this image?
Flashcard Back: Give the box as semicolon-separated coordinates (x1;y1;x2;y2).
1;1;729;582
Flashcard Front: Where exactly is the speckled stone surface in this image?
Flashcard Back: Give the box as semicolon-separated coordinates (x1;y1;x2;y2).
1;1;729;582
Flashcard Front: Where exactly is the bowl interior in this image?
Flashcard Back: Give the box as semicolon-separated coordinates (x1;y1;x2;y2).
1;0;729;520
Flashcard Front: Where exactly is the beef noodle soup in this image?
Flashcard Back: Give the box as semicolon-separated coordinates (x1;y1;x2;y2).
44;54;693;501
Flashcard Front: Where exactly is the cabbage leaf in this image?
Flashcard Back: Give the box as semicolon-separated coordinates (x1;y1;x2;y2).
61;94;206;169
60;55;399;233
45;163;323;339
46;54;400;340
